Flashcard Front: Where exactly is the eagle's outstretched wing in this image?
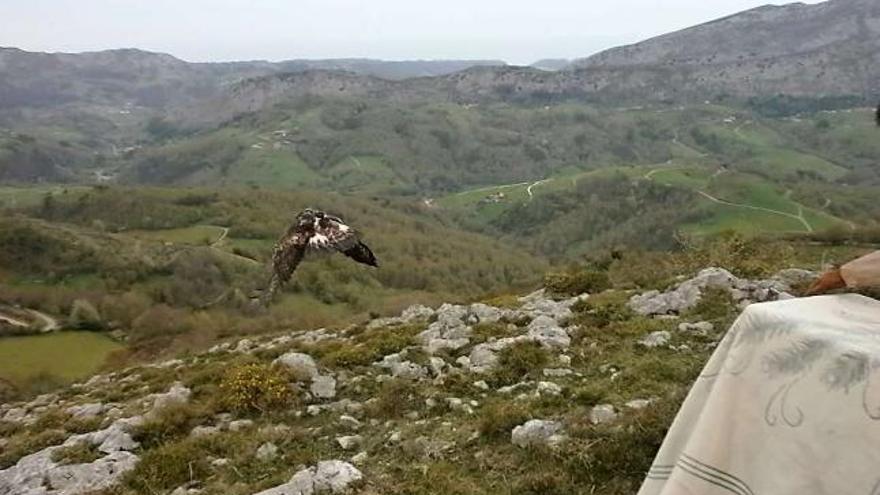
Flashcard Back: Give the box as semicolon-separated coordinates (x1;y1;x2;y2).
256;209;378;306
310;215;379;267
256;228;310;306
273;230;310;284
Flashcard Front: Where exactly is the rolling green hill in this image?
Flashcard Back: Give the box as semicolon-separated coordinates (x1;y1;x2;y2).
0;186;548;359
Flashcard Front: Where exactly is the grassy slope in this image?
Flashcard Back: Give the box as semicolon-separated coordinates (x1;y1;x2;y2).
0;332;122;383
0;186;548;376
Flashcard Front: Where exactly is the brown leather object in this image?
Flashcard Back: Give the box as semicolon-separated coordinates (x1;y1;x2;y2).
806;268;847;295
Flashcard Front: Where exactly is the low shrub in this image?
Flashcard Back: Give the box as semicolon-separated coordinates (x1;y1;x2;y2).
134;401;213;449
545;269;611;296
50;441;102;465
219;363;293;415
124;439;210;492
477;399;531;439
490;341;551;386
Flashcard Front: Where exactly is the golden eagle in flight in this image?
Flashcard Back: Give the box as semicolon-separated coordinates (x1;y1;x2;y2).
258;208;377;305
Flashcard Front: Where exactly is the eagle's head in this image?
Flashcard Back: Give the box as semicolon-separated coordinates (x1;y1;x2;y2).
296;208;319;227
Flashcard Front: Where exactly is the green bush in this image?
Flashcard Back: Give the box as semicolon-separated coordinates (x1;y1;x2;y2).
124;439;210;492
50;441;102;465
69;299;104;331
134;401;213;449
219;363;293;415
0;429;67;469
490;341;551;386
477;399;531;439
545;269;611;296
365;379;422;419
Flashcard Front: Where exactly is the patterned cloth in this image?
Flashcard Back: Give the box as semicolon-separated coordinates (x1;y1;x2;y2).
639;294;880;495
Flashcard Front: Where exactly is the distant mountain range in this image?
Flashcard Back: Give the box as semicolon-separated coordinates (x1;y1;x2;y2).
569;0;880;100
2;0;879;189
3;0;879;117
0;47;507;110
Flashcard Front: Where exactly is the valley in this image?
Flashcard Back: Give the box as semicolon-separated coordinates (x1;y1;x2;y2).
1;1;880;492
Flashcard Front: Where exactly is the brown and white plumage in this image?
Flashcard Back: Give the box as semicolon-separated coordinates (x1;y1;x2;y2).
259;208;377;305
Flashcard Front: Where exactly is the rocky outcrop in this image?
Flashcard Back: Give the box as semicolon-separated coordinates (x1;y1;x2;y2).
0;382;194;495
511;420;566;448
628;268;813;316
254;461;363;495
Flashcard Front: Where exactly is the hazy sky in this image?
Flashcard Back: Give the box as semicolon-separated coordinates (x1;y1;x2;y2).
2;0;826;64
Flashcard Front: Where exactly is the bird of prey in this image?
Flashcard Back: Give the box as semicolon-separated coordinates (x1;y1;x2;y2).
257;208;378;305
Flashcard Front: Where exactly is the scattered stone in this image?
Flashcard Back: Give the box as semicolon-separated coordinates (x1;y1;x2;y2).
473;380;490;391
469;345;499;370
254;460;363;495
526;316;571;348
428;357;446;377
148;382;192;415
511;420;566;448
388;431;402;444
229;419;255;432
336;435;363;451
678;321;714;335
3;407;27;423
257;442;280;461
590;404;618;425
543;368;573;377
625;399;653;410
46;451;139;494
638;331;671;348
350;452;368;465
390;361;427;380
468;303;504;324
276;352;320;380
338;415;362;429
211;458;230;467
629;267;813;316
234;338;254;353
67;403;104;419
536;381;562;396
189;426;220;438
558;355;572;366
311;375;337;400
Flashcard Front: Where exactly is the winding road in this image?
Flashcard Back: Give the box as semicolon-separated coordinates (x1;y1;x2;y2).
645;165;814;233
0;308;60;332
211;227;230;248
695;191;813;233
527;179;551;199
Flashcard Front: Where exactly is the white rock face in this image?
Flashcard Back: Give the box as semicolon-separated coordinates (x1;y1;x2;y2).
254;460;363;495
511;419;566;448
47;451;139;494
0;415;143;495
468;303;504;324
147;382;192;415
526;316;571;349
628;267;813;316
276;353;320;380
66;403;104;419
368;304;436;329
